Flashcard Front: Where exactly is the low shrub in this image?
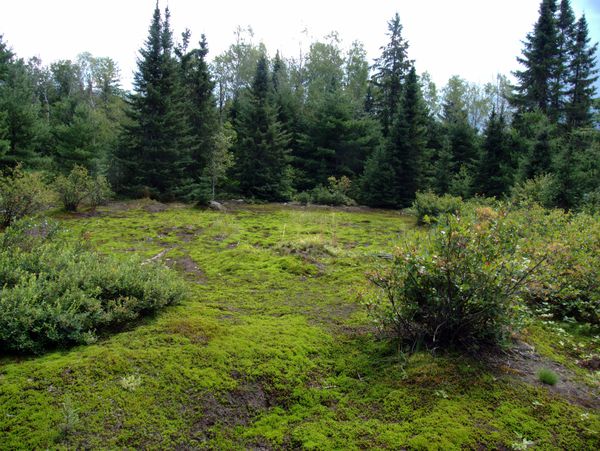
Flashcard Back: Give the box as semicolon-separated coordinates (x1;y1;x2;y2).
514;207;600;325
537;368;559;385
365;211;544;349
411;191;463;224
0;219;187;354
297;176;356;206
54;165;112;212
0;164;53;228
510;174;559;208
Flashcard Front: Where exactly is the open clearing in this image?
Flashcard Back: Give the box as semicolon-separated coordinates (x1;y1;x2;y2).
1;201;598;449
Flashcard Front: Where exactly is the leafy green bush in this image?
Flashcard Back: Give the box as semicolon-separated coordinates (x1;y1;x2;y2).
510;174;559;208
411;191;464;224
0;164;53;228
305;176;356;206
365;209;544;349
0;219;187;354
514;207;599;325
54;165;112;212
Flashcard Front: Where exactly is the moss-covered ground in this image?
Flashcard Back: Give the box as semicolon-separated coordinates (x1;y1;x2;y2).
1;201;598;449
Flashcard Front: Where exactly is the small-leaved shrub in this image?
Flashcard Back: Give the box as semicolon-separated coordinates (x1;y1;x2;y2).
365;210;545;349
510;174;559;208
411;191;464;224
296;176;356;206
0;219;186;354
0;164;53;228
54;165;112;212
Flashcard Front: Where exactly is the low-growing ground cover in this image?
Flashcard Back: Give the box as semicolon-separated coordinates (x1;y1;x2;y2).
0;200;598;449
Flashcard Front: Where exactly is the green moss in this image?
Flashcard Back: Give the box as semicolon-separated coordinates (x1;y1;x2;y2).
1;202;598;449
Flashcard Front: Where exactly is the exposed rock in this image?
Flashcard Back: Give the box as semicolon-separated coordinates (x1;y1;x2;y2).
209;200;226;212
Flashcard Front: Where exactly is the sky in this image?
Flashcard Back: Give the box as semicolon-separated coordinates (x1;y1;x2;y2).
1;0;599;91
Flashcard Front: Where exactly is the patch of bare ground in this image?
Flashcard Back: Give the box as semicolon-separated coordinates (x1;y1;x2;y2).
189;380;274;449
487;340;600;409
164;255;206;284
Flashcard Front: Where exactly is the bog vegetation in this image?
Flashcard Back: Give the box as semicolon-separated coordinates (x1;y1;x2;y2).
0;0;599;448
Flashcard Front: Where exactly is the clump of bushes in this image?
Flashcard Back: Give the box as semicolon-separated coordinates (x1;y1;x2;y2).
510;174;559;208
295;176;356;206
0;164;53;228
54;165;112;212
411;191;463;224
515;207;599;325
365;210;544;349
0;219;187;354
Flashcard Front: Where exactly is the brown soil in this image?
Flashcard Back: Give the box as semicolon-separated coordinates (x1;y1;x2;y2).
488;340;600;409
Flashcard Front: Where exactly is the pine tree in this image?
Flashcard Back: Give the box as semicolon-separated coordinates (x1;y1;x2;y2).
565;15;598;129
371;13;411;137
114;4;191;199
233;55;291;200
178;33;219;201
512;0;560;118
361;66;427;207
0;40;43;169
550;0;576;122
475;109;512;197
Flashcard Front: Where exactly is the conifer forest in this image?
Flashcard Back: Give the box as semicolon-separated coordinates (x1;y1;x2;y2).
0;1;599;449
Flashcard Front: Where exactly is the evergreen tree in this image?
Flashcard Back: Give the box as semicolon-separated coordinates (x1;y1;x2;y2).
475;109;512;197
114;5;191;199
550;0;576;122
565;15;598;129
512;0;560;118
0;39;43;169
233;55;291;200
371;13;411;136
361;66;427;207
178;33;219;200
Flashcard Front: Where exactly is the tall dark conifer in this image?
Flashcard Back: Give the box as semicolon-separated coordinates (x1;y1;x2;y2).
371;13;411;137
565;15;598;129
475;110;512;197
233;55;291;200
512;0;560;117
114;4;190;199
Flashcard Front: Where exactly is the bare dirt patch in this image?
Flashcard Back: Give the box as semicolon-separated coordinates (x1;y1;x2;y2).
488;341;600;409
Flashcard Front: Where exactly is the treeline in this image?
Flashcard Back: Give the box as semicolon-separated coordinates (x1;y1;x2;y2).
0;0;598;209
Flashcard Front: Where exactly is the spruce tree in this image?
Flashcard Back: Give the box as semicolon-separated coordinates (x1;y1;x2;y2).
512;0;560;117
565;15;598;129
178;33;219;201
233;55;291;200
475;110;512;197
550;0;576;122
115;5;191;199
371;13;411;137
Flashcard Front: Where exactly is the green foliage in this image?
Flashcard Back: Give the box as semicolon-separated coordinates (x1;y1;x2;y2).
54;165;112;212
537;368;559;385
0;164;52;228
300;176;356;206
411;191;463;224
515;207;600;325
510;174;559;208
0;219;186;354
365;210;542;348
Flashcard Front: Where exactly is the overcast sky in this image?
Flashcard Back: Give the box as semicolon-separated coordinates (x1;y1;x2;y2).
1;0;599;90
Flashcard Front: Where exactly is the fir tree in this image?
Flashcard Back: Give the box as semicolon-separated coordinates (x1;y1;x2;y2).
233;55;291;200
512;0;560;118
475;109;512;197
371;13;411;137
178;33;219;201
565;15;598;129
114;4;191;199
550;0;576;122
